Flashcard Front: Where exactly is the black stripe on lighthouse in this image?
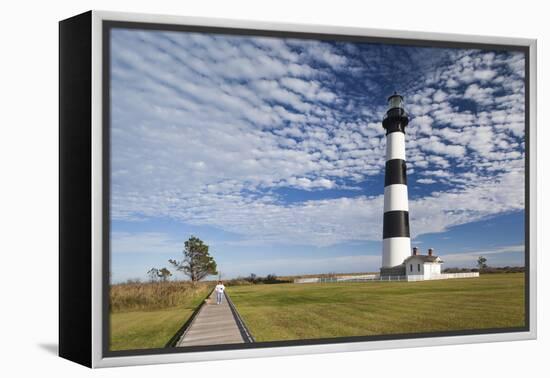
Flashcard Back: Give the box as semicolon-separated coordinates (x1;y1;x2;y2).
383;157;409;239
383;210;410;239
384;159;407;186
383;120;407;135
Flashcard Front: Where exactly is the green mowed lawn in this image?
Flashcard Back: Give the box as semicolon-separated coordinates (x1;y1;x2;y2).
228;273;525;342
110;286;210;351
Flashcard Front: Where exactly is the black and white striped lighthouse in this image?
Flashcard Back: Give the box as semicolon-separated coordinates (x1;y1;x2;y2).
381;93;411;273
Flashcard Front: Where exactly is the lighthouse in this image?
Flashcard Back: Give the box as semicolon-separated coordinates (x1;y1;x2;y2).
380;93;411;276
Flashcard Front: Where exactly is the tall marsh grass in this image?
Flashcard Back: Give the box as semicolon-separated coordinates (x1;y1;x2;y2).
110;281;213;313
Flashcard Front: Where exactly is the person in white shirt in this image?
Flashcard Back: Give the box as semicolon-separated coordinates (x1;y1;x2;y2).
215;281;225;305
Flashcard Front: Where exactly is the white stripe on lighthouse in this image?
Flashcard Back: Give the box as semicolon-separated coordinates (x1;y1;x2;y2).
386;131;406;160
384;184;409;212
382;237;412;268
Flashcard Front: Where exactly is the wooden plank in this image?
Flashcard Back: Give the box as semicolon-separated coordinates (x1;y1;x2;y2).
177;291;245;347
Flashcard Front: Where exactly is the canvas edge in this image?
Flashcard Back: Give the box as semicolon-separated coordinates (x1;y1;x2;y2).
91;10;104;369
58;10;94;368
528;39;537;342
89;10;537;368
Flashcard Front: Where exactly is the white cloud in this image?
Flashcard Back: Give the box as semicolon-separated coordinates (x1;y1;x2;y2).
112;166;523;247
473;69;498;81
416;178;436;184
464;83;495;105
410;168;524;237
280;77;337;103
432;89;447;102
412;115;433;135
112;232;183;254
468;126;494;154
441;245;524;266
446;78;459;88
300;41;348;68
110;31;526;250
418;136;467;158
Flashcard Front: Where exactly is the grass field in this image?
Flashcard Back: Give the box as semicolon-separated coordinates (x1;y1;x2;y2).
228;273;525;342
109;282;212;351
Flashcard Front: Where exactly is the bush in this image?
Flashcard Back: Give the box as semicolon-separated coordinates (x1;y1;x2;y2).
480;266;525;274
443;266;524;274
225;279;253;286
443;267;478;273
110;280;213;313
236;273;291;285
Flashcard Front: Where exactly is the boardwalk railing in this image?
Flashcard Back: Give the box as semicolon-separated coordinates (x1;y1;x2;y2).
225;292;255;343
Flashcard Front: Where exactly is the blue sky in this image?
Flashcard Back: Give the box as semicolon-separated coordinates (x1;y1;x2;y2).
109;28;525;283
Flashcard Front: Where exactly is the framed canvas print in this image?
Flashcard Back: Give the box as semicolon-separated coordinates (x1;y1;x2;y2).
59;10;537;368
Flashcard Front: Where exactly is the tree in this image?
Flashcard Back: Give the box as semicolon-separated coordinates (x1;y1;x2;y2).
158;267;172;282
265;274;278;283
169;236;217;282
147;268;159;283
477;256;488;270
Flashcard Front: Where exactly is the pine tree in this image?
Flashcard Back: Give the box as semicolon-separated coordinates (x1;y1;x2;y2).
169;236;217;282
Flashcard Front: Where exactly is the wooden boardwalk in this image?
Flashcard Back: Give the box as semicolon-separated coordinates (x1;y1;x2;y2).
176;290;247;347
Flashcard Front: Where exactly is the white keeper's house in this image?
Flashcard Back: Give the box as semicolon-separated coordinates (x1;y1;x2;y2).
404;247;443;280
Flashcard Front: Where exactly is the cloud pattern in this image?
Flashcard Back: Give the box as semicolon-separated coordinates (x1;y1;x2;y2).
110;29;525;247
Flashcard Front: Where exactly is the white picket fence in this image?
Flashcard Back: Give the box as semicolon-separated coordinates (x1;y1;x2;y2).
294;274;378;283
294;272;479;283
435;272;480;279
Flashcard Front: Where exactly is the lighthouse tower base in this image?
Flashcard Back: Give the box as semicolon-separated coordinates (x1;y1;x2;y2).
380;265;406;277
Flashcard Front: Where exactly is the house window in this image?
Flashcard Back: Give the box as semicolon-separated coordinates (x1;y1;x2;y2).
410;264;413;272
418;264;421;272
